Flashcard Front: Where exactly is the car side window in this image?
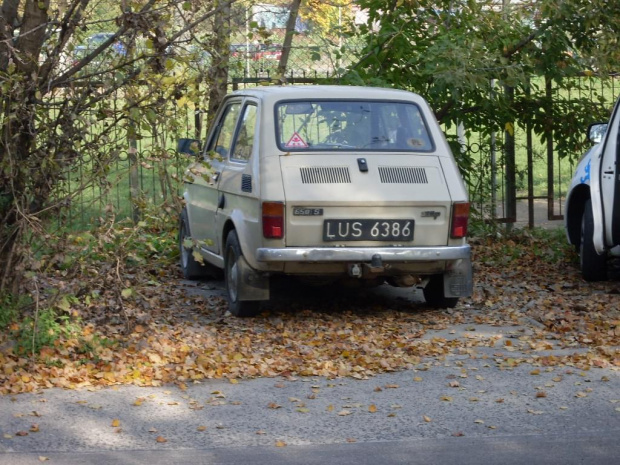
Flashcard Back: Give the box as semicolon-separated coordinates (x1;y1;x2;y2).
231;104;257;162
209;102;241;159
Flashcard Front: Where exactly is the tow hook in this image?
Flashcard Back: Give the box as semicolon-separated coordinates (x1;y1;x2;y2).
348;263;362;278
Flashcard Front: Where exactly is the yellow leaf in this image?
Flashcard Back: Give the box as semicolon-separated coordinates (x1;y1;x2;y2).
413;377;423;382
327;404;334;412
156;436;167;443
111;419;121;428
275;440;287;447
133;400;143;406
505;122;514;136
423;415;432;423
530;369;540;375
30;424;40;433
368;404;377;413
197;426;207;431
229;379;239;384
440;396;453;402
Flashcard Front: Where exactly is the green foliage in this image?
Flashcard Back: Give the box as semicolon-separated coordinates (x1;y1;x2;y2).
348;0;620;167
0;294;31;330
12;307;81;356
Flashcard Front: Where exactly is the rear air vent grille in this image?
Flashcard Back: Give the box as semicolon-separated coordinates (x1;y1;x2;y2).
379;166;428;184
241;174;252;192
300;166;351;184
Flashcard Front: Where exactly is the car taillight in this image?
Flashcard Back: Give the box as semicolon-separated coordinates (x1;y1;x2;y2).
262;202;284;239
450;202;470;239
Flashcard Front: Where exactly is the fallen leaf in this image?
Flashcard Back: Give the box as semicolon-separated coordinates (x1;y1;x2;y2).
536;392;547;398
197;426;207;432
440;396;453;402
527;409;544;415
156;436;167;443
385;384;399;389
15;431;28;437
346;438;357;443
30;424;40;433
275;440;287;447
413;377;423;382
530;369;540;375
423;415;432;423
452;431;464;437
338;410;352;416
111;419;120;427
326;404;334;412
38;457;49;462
474;419;484;424
268;402;281;409
3;434;12;439
296;408;310;413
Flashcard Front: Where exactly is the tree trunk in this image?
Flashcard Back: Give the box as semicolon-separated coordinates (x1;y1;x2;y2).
277;0;302;79
206;0;231;123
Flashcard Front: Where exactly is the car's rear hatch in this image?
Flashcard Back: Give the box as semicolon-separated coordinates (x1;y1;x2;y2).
279;154;452;247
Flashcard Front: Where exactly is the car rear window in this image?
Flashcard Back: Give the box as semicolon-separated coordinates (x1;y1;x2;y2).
275;100;434;152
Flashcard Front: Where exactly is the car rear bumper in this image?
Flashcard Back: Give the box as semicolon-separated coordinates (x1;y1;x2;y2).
256;244;471;262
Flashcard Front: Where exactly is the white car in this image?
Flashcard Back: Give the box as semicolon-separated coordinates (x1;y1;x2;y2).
565;96;620;281
179;85;473;316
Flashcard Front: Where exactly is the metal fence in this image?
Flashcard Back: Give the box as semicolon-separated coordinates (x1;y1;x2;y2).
53;66;620;231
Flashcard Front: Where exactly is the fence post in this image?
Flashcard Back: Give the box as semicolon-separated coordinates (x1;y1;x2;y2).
526;78;534;228
504;84;517;230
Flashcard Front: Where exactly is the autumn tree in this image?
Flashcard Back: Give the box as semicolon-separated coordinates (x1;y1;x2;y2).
349;0;620;156
0;0;241;295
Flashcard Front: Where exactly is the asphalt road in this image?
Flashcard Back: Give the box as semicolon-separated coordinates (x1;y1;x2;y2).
1;280;619;464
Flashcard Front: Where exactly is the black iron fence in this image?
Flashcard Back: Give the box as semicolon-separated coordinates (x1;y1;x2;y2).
52;70;620;231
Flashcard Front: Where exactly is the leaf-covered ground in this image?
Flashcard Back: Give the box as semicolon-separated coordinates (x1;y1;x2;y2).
1;227;619;395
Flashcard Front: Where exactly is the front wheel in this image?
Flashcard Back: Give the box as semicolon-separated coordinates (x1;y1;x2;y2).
179;208;208;280
423;274;459;309
224;230;261;317
580;199;607;282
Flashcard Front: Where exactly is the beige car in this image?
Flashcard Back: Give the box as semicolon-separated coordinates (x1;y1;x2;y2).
180;85;473;316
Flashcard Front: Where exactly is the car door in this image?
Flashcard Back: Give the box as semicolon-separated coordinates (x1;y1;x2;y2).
215;101;260;255
185;99;242;255
592;97;620;253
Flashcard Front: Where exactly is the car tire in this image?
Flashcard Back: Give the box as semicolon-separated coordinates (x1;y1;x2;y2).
423;274;459;309
224;230;261;317
179;208;211;280
580;199;607;282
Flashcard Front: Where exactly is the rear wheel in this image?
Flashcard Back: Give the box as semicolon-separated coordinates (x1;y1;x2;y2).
224;230;261;317
580;199;607;282
423;274;459;309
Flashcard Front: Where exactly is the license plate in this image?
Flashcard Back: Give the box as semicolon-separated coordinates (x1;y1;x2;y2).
323;219;414;242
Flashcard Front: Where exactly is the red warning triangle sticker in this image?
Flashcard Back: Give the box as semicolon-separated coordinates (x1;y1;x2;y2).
285;132;308;148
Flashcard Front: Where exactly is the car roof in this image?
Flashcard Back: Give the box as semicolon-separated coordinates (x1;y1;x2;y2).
229;85;425;106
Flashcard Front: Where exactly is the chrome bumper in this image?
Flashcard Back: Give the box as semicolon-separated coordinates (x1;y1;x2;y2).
256;245;471;263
